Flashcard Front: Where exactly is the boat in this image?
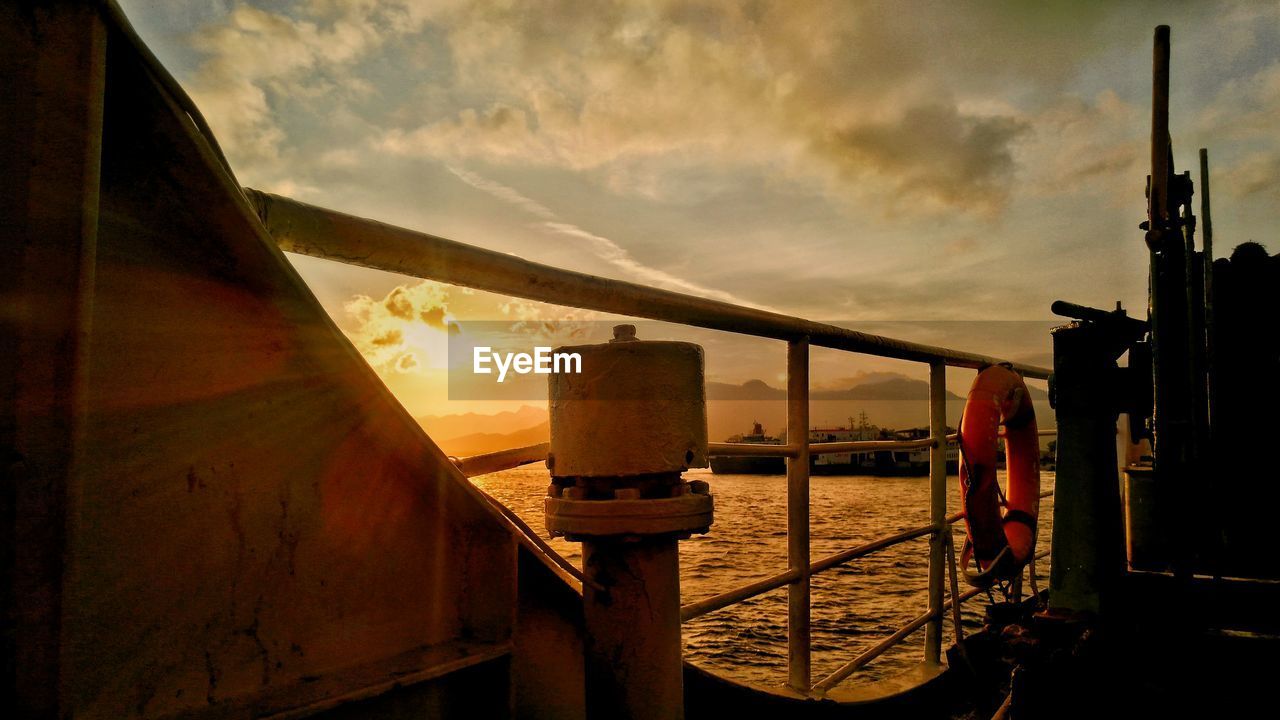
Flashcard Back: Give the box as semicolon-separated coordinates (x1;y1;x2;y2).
711;414;960;476
809;414;961;476
6;6;1278;719
708;422;786;474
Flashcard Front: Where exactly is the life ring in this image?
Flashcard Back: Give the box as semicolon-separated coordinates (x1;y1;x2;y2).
957;365;1040;588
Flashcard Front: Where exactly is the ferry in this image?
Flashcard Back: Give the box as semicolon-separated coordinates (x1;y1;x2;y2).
707;422;786;475
711;415;962;476
5;4;1276;719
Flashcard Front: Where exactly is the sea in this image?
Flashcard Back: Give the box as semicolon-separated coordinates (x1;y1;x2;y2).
472;465;1055;691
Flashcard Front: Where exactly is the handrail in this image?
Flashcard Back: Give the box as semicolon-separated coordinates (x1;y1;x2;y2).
680;489;1055;621
680;568;802;622
245;189;1051;380
451;443;548;477
243;188;1061;694
813;609;935;692
808;522;936;577
455;433;1059;477
707;442;800;458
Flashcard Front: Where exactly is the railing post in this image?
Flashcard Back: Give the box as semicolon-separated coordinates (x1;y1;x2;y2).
787;338;811;691
924;361;947;665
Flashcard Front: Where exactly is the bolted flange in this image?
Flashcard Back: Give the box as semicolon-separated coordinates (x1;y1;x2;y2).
545;478;713;540
545;325;713;541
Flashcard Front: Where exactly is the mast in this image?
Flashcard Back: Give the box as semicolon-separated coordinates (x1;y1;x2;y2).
1144;26;1208;578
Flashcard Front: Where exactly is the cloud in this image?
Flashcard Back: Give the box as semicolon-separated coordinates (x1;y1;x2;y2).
444;167;766;306
182;1;426;186
1198;60;1280;202
1220;151;1280;199
372;0;1037;214
341;278;608;375
344;281;453;371
817;104;1029;214
446;166;556;220
1015;90;1145;204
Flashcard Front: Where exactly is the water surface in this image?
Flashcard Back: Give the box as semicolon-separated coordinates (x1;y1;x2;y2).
474;466;1055;690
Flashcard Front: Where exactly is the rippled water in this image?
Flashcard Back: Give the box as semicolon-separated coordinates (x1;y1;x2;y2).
473;466;1055;690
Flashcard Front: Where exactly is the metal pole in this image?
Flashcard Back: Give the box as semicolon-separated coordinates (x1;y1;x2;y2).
1047;322;1128;615
1146;24;1197;579
787;338;811;691
1200;147;1215;427
544;328;713;720
924;361;947;665
1199;149;1213;261
1150;26;1170;228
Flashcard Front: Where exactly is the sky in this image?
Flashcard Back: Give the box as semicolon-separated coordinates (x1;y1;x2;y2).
118;0;1280;417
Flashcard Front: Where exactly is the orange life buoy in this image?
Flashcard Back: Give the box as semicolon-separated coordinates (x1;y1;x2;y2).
958;365;1040;587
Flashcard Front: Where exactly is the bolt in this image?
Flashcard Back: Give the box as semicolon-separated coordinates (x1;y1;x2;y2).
688;480;710;495
564;486;587;500
614;488;641;500
610;324;638;342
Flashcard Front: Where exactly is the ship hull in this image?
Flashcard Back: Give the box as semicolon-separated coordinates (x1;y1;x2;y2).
709;456;787;475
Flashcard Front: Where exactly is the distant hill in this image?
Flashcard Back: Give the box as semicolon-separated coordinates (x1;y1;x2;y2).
814;377;964;401
706;378;786;400
708;374;966;401
416;404;547;442
434;420;550;457
418;374;1051;456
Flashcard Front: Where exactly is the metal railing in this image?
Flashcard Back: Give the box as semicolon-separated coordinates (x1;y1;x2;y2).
247;189;1057;695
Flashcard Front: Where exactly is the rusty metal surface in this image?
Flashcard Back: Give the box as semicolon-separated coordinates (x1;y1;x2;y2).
545;494;714;538
1;3;107;715
582;540;684;720
548;337;708;478
0;7;571;716
453;443;550;478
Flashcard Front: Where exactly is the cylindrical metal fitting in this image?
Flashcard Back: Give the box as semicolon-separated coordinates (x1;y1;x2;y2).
543;326;712;720
547;326;708;479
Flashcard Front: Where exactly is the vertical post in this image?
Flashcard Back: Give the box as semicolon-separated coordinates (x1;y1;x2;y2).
1146;24;1196;579
1047;324;1128;615
1150;25;1170;227
1199;149;1213;261
1199;148;1215;426
786;338;810;692
544;327;712;720
924;362;947;665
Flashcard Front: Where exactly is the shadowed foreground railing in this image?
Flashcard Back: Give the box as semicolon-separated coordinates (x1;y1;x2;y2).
248;188;1056;695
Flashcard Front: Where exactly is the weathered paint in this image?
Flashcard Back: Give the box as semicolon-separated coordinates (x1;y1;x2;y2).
1;2;107;715
0;4;595;717
548;335;708;479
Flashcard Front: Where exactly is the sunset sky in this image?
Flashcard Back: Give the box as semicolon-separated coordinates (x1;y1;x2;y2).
119;1;1280;417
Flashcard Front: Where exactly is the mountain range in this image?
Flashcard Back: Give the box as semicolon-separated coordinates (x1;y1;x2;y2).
418;373;1050;457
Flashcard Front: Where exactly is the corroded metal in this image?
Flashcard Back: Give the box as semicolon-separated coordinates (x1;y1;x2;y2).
545;326;712;720
545;492;713;539
547;326;708;479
